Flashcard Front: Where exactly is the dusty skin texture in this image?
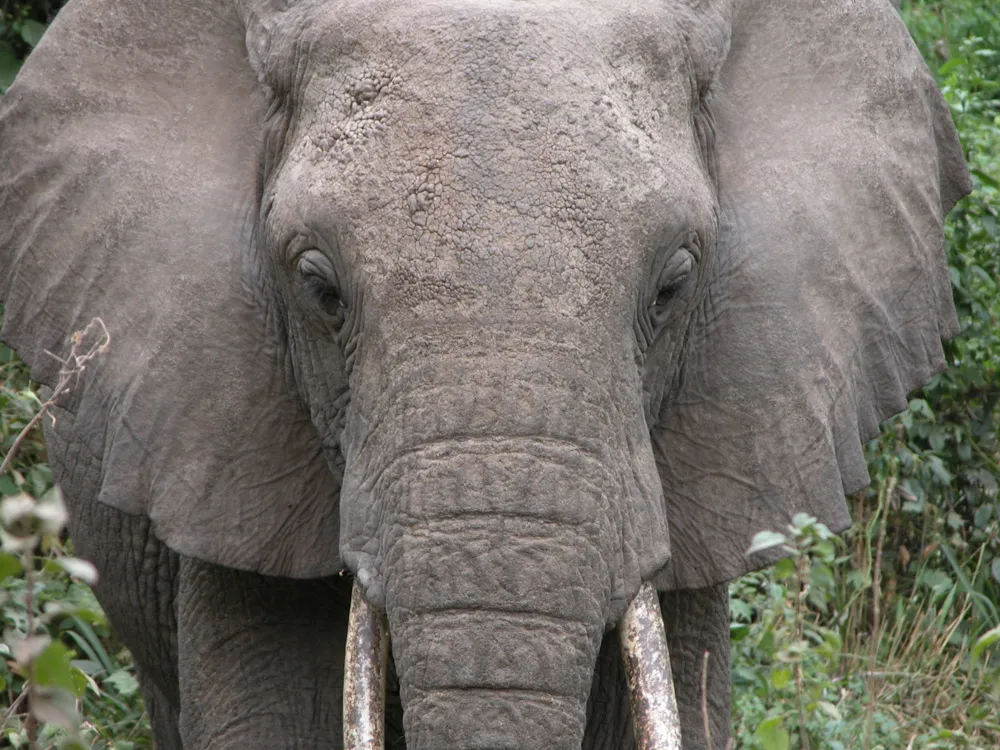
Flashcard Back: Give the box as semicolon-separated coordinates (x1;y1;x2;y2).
0;0;969;747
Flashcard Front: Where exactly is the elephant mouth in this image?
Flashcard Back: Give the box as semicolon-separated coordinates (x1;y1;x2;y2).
341;579;682;749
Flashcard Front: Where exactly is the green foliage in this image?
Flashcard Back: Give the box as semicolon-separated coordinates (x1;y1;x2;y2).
733;510;1000;749
898;0;1000;614
0;1;60;92
733;517;847;750
1;330;151;748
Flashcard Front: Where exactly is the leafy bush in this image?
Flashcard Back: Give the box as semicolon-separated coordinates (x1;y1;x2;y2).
1;322;151;748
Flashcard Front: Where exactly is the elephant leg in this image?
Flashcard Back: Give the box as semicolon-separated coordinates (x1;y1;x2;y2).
175;561;407;749
140;669;182;749
661;584;731;750
44;414;183;749
176;559;346;748
583;629;634;750
67;504;182;749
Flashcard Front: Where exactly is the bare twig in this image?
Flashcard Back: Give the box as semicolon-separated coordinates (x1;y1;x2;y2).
794;551;812;750
1;686;28;724
0;318;110;476
701;650;713;750
865;473;892;750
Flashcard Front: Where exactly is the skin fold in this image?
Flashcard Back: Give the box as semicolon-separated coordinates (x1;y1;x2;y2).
0;0;969;747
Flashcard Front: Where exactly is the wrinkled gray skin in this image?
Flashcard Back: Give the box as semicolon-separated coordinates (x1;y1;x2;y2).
0;0;969;747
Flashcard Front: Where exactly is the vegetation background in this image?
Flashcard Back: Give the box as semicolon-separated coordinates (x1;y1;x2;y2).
1;0;997;747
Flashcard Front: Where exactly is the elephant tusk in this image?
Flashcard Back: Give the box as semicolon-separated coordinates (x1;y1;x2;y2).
619;581;683;750
343;579;390;750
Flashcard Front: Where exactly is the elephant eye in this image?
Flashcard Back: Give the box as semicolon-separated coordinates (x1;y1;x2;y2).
652;247;694;311
297;250;346;322
304;275;345;315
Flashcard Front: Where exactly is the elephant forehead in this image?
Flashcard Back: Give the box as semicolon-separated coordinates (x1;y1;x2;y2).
289;0;700;160
273;0;713;317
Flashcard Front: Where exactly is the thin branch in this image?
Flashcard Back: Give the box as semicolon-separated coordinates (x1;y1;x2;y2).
701;649;713;750
0;318;110;477
1;685;28;724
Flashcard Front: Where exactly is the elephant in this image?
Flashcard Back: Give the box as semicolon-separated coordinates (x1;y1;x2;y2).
0;0;970;747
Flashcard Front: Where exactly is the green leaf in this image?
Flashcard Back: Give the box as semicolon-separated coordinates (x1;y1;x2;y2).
948;265;962;289
812;539;836;563
928;428;948;452
937;57;966;76
32;641;78;693
747;531;789;556
968;470;998;496
730;623;750;642
730;598;752;622
992;559;1000;585
104;668;139;697
773;557;796;581
816;700;842;721
927;455;953;485
18;20;46;49
770;667;792;690
69;664;89;697
970;625;1000;669
908;398;934;418
969;264;997;291
0;475;18;497
753;716;790;750
791;512;817;530
0;552;22;580
0;41;21;92
971;168;1000;189
946;511;965;530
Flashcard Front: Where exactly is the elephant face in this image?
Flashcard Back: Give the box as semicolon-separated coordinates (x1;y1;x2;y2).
0;0;969;746
263;1;717;614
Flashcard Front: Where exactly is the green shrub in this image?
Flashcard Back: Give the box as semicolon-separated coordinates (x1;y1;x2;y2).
1;320;150;748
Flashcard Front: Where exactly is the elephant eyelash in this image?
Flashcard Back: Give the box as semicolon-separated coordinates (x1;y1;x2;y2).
646;238;699;333
294;247;348;327
301;272;346;316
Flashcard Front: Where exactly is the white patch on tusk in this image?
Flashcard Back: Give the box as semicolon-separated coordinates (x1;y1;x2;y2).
343;579;390;750
619;581;683;750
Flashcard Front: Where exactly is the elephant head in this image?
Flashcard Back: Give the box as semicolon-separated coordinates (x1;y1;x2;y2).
0;0;968;747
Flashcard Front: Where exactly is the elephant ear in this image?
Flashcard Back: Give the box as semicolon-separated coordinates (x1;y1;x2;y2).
652;0;971;589
0;0;342;577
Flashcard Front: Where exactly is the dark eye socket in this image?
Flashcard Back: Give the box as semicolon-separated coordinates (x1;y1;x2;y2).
652;247;695;309
296;250;346;321
302;273;344;315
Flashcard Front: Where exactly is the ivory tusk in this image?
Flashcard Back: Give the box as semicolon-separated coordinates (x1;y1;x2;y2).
619;581;683;750
343;579;390;750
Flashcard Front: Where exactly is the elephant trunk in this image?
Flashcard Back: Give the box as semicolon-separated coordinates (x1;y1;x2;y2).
384;481;608;750
339;324;673;747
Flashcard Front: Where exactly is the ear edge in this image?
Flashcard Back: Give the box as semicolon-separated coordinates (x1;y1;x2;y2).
650;0;970;591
